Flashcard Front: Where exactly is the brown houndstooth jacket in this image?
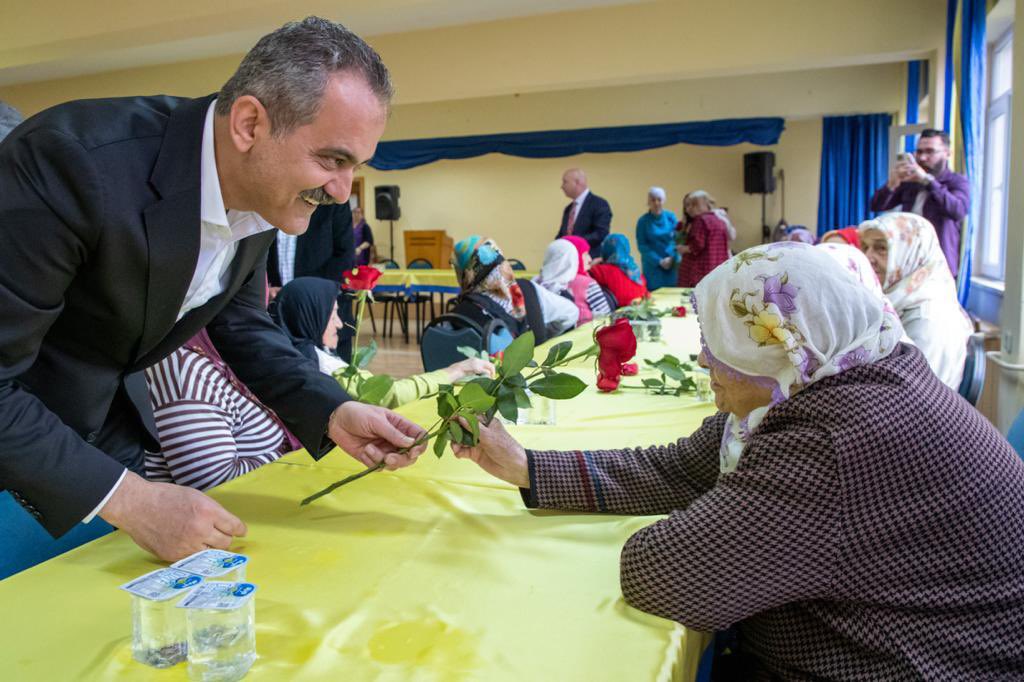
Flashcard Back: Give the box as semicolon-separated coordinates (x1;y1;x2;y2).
524;343;1024;680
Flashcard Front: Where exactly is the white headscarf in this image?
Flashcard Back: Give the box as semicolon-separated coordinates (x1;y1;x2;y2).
857;212;972;388
648;186;666;201
535;240;579;293
693;242;904;473
815;241;884;298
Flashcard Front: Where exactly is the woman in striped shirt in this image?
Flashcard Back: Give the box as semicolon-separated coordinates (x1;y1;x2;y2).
145;278;493;491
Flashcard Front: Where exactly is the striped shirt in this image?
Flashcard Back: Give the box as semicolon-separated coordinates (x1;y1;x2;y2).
585;281;612;316
145;347;286;491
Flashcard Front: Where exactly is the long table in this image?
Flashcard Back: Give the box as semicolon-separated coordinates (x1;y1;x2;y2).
375;268;538;295
0;289;714;681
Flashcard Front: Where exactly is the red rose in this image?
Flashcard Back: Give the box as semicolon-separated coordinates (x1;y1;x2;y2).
673;306;687;317
343;266;382;291
620;362;639;376
594;318;637;392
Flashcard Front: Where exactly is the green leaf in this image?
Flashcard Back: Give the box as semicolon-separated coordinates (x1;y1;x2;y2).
448;420;464;443
433;430;451;458
496;389;519;422
457;345;481;360
357;375;394;405
462;412;480;445
653;361;685;381
437;393;455;419
353;340;378;369
457;382;496;412
499;331;535;377
513;387;532;409
542;341;572;367
642;378;663;388
505;373;526;388
528;373;587;400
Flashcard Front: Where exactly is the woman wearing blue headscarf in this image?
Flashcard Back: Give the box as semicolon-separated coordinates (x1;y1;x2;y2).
590;233;649;307
635;187;679;291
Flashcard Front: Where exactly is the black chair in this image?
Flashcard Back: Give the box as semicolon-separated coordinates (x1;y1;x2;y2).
958;332;987;406
508;258;527;271
406;258;436;341
420;313;513;371
372;259;408;341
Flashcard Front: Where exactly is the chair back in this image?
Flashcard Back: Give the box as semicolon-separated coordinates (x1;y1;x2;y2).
957;332;986;406
421;313;512;370
1008;409;1024;460
407;258;433;269
508;258;527;271
379;259;401;269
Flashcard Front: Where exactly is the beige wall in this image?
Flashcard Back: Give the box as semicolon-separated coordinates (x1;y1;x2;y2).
355;63;903;267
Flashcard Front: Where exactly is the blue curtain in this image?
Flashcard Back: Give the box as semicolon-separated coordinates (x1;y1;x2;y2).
368;117;785;171
943;0;957;133
816;114;892;235
905;60;922;152
958;0;986;305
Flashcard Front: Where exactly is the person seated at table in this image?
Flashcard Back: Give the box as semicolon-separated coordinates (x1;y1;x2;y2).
145;279;492;491
858;212;972;389
451;236;578;344
676;191;730;287
635;187;680;291
535;240;612;325
562;235;617;312
820;226;860;249
450;242;1024;680
590;234;649;307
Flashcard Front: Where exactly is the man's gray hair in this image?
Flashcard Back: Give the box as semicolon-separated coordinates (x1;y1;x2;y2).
216;16;393;136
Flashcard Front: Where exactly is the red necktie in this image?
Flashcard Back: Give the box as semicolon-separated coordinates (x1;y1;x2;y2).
566;203;578;235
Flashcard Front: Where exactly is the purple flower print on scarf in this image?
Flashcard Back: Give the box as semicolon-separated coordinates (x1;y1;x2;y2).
761;274;799;315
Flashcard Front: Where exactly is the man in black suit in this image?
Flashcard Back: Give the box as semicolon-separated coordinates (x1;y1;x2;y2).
0;18;426;562
268;202;357;360
555;168;613;258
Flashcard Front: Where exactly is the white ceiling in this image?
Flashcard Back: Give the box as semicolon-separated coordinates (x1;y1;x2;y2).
0;0;647;86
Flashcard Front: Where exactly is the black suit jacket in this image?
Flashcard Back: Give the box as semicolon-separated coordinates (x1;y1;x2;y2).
555;191;613;257
266;203;355;287
0;94;350;536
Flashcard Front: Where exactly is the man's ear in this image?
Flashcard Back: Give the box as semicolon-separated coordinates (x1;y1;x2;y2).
226;95;271;153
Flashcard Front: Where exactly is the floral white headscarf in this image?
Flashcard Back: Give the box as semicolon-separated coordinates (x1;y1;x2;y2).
815;241;884;298
857;212;972;388
694;242;904;472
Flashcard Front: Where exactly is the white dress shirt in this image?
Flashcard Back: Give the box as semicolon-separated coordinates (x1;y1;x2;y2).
86;100;276;522
275;232;300;285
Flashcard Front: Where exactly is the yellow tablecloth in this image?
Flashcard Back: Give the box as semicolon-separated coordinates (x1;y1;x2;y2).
0;288;713;681
375;268;538;294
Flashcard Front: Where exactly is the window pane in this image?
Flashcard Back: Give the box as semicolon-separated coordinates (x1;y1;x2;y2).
989;114;1008;189
992;40;1013;99
984;187;1004;269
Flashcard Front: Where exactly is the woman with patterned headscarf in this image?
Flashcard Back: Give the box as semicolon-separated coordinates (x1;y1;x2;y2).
858;212;972;388
448;242;1024;679
451;235;578;343
590;233;649;307
635;187;680;291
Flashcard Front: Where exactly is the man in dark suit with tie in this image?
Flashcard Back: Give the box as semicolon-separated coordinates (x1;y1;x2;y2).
0;17;426;562
555;168;613;258
268;202;357;360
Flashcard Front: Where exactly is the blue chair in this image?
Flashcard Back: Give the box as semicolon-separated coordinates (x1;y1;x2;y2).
1007;409;1024;459
0;491;114;580
508;258;527;271
405;259;435;340
958;332;986;406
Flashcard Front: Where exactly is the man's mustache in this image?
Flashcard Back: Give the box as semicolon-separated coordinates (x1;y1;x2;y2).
299;187;337;205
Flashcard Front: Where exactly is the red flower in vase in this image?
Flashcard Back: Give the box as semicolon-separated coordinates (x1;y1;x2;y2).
594;318;638;392
672;306;687;317
343;266;382;291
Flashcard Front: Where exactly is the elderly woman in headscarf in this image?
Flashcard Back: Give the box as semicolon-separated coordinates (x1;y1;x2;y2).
535;240;612;325
635;187;680;291
450;242;1024;679
677;190;731;287
451;236;578;343
858;212;972;388
590;233;649;308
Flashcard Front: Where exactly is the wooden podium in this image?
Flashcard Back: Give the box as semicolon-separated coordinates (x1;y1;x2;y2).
403;230;453;268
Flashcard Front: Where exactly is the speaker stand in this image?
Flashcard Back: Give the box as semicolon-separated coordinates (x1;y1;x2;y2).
761;193;769;243
389;220;395;261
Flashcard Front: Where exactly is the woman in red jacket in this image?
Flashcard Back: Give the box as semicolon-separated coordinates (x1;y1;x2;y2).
677;191;731;287
589;234;649;308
